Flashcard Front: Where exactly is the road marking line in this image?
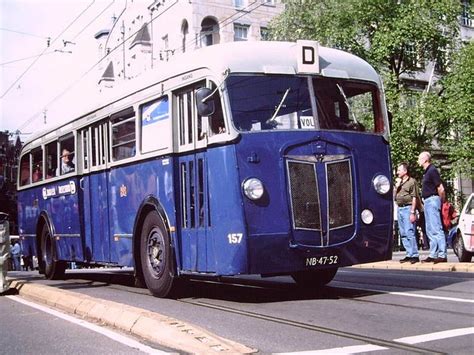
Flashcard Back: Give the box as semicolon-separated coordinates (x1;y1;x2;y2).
276;327;474;354
339;284;474;303
6;295;168;354
395;327;474;344
388;291;474;303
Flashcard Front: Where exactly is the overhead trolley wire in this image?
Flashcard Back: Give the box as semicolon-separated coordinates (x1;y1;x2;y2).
71;0;116;41
15;0;270;131
16;0;180;132
1;0;96;99
0;27;49;39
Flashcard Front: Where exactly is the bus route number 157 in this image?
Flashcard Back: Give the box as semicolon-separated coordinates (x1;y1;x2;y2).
305;255;338;267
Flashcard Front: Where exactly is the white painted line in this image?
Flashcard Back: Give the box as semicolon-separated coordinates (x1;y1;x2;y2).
276;344;386;354
339;284;474;304
276;327;474;354
395;327;474;344
6;296;168;355
388;291;474;303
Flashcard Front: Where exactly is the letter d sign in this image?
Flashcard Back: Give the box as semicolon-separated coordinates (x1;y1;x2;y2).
296;40;320;74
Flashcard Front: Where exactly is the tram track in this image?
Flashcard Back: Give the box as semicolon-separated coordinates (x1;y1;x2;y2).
178;298;446;354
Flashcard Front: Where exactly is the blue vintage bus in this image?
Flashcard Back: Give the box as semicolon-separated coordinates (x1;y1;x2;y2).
17;41;392;297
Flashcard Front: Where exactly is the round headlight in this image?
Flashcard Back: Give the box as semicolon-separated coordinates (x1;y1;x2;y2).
373;174;390;194
243;178;264;200
361;209;374;224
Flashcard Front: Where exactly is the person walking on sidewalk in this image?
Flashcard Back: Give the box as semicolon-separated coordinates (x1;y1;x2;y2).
394;163;420;264
417;151;447;264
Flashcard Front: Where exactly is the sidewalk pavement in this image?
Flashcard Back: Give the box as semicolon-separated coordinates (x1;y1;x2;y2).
353;250;474;273
3;254;472;353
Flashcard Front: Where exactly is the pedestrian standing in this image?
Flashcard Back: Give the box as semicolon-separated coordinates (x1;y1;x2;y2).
394;163;420;264
417;151;447;263
10;239;21;271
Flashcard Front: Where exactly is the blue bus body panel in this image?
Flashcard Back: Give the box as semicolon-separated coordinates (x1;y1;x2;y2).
234;131;392;275
107;157;177;267
205;145;248;275
18;178;83;261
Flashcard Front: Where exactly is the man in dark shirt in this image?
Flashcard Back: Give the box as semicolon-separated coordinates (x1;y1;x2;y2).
417;151;447;263
394;163;420;263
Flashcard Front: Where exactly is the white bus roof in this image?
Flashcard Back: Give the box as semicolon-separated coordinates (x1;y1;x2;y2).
22;41;381;149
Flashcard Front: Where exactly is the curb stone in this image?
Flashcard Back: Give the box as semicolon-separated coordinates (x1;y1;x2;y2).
8;279;256;354
351;260;474;272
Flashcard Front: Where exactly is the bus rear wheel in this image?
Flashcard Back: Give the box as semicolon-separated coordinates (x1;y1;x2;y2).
140;211;176;298
40;223;66;280
292;268;338;288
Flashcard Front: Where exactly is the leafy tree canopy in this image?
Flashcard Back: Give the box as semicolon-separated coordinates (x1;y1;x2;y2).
269;0;470;189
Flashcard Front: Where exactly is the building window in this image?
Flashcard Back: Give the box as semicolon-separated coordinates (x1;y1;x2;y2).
234;24;249;41
262;0;276;5
461;1;472;27
404;44;424;70
260;27;270;41
201;17;219;47
234;0;248;9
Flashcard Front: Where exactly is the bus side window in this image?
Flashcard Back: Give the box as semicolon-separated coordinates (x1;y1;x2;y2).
19;154;30;186
45;141;58;179
59;134;75;175
111;108;136;161
32;148;43;183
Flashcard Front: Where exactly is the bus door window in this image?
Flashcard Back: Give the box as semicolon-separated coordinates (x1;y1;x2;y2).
19;154;30;186
59;134;75;175
31;148;43;183
45;141;58;179
111;108;136;161
208;82;225;136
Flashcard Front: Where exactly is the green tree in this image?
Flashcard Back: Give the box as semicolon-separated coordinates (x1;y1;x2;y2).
432;41;474;179
269;0;461;174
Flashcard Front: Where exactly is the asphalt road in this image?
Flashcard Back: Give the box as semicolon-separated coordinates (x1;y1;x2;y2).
4;262;473;354
0;293;170;354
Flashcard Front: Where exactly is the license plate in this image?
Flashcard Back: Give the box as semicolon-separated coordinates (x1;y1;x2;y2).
305;255;339;267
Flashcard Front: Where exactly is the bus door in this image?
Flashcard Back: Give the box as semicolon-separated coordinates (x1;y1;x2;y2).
176;85;212;272
80;122;111;262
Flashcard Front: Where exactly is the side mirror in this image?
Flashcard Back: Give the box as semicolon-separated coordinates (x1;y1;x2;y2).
196;87;215;117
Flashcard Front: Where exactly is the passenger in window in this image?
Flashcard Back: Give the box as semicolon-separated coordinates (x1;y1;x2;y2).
61;149;75;174
32;164;42;182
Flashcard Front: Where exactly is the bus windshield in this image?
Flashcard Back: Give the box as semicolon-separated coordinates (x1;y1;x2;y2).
226;74;384;133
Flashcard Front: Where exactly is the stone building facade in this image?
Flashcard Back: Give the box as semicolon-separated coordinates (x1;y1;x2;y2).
96;0;284;88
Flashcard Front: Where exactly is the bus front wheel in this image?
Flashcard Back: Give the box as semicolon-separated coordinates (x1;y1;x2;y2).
40;223;66;280
140;211;176;298
292;268;338;288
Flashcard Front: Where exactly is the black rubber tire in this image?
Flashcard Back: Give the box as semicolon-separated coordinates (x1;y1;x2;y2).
140;211;176;298
40;223;66;280
453;233;472;262
292;268;338;287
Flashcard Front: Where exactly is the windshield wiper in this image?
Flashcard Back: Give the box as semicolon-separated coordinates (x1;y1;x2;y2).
266;87;290;125
337;84;358;124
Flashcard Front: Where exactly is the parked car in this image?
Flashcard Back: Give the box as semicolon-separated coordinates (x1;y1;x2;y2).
452;193;474;262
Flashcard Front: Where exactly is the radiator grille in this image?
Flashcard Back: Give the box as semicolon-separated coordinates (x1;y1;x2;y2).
327;160;353;229
288;161;321;230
